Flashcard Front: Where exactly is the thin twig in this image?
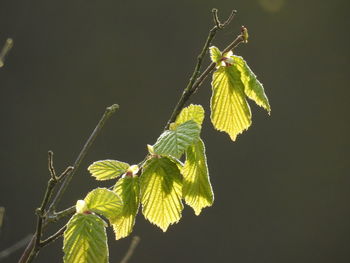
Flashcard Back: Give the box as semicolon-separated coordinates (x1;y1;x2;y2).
165;9;239;129
26;151;70;262
18;104;120;263
46;205;75;223
222;9;236;27
18;236;35;263
119;236;141;263
0;207;4;230
47;151;56;179
39;226;66;248
0;38;13;68
212;8;221;28
57;166;74;181
47;104;119;214
0;234;32;261
192;34;245;91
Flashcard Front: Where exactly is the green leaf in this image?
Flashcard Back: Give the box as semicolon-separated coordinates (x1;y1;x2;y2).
140;157;183;231
211;66;252;141
63;213;108;263
111;176;140;240
175;104;205;127
88;160;129;181
84;188;122;220
182;138;214;215
167;156;184;171
209;46;222;64
153;120;201;158
233;55;271;113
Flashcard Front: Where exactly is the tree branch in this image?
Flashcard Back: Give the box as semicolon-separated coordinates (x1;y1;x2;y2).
39;226;66;249
24;151;72;262
0;38;13;68
192;34;245;92
46;205;75;223
120;236;141;263
47;104;120;214
0;234;32;260
18;104;119;263
165;9;237;129
19;8;246;262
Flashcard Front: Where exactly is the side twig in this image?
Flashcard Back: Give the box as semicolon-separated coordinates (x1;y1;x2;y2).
25;152;73;262
18;104;120;263
119;236;141;263
165;8;237;129
40;226;66;249
192;34;245;91
47;205;75;223
48;104;120;214
0;234;32;261
0;38;13;68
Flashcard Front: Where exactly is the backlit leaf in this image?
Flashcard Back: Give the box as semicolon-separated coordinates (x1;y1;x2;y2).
209;46;222;64
233;55;271;113
140;157;183;231
210;66;252;141
84;188;122;220
111;176;140;240
153;120;200;158
63;213;108;263
175;104;205;127
182;138;213;215
88;160;129;180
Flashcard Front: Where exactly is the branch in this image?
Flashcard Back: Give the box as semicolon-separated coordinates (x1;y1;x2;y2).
18;104;119;263
48;104;120;213
120;236;141;263
19;8;245;262
0;234;32;260
0;38;13;68
47;151;56;179
23;152;72;262
0;206;4;230
39;226;66;248
164;9;238;129
192;34;245;91
46;205;75;223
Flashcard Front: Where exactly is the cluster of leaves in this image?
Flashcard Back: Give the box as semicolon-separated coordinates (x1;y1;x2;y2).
62;47;270;262
210;46;270;140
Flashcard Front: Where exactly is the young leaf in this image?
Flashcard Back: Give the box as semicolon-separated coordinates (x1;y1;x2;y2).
76;200;88;214
111;176;140;240
84;188;122;220
63;213;108;263
153;120;201;159
209;46;222;64
182;138;214;215
88;160;129;180
233;55;271;113
140;157;183;232
211;66;252;141
175;104;205;127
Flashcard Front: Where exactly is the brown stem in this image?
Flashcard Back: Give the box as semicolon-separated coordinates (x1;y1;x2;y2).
47;104;119;214
165;33;244;129
18;104;119;263
40;226;66;248
120;236;141;263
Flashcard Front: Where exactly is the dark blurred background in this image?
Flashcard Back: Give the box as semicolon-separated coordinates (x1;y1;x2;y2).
0;0;349;262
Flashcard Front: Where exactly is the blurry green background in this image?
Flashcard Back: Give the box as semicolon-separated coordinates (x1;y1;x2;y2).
1;0;349;262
